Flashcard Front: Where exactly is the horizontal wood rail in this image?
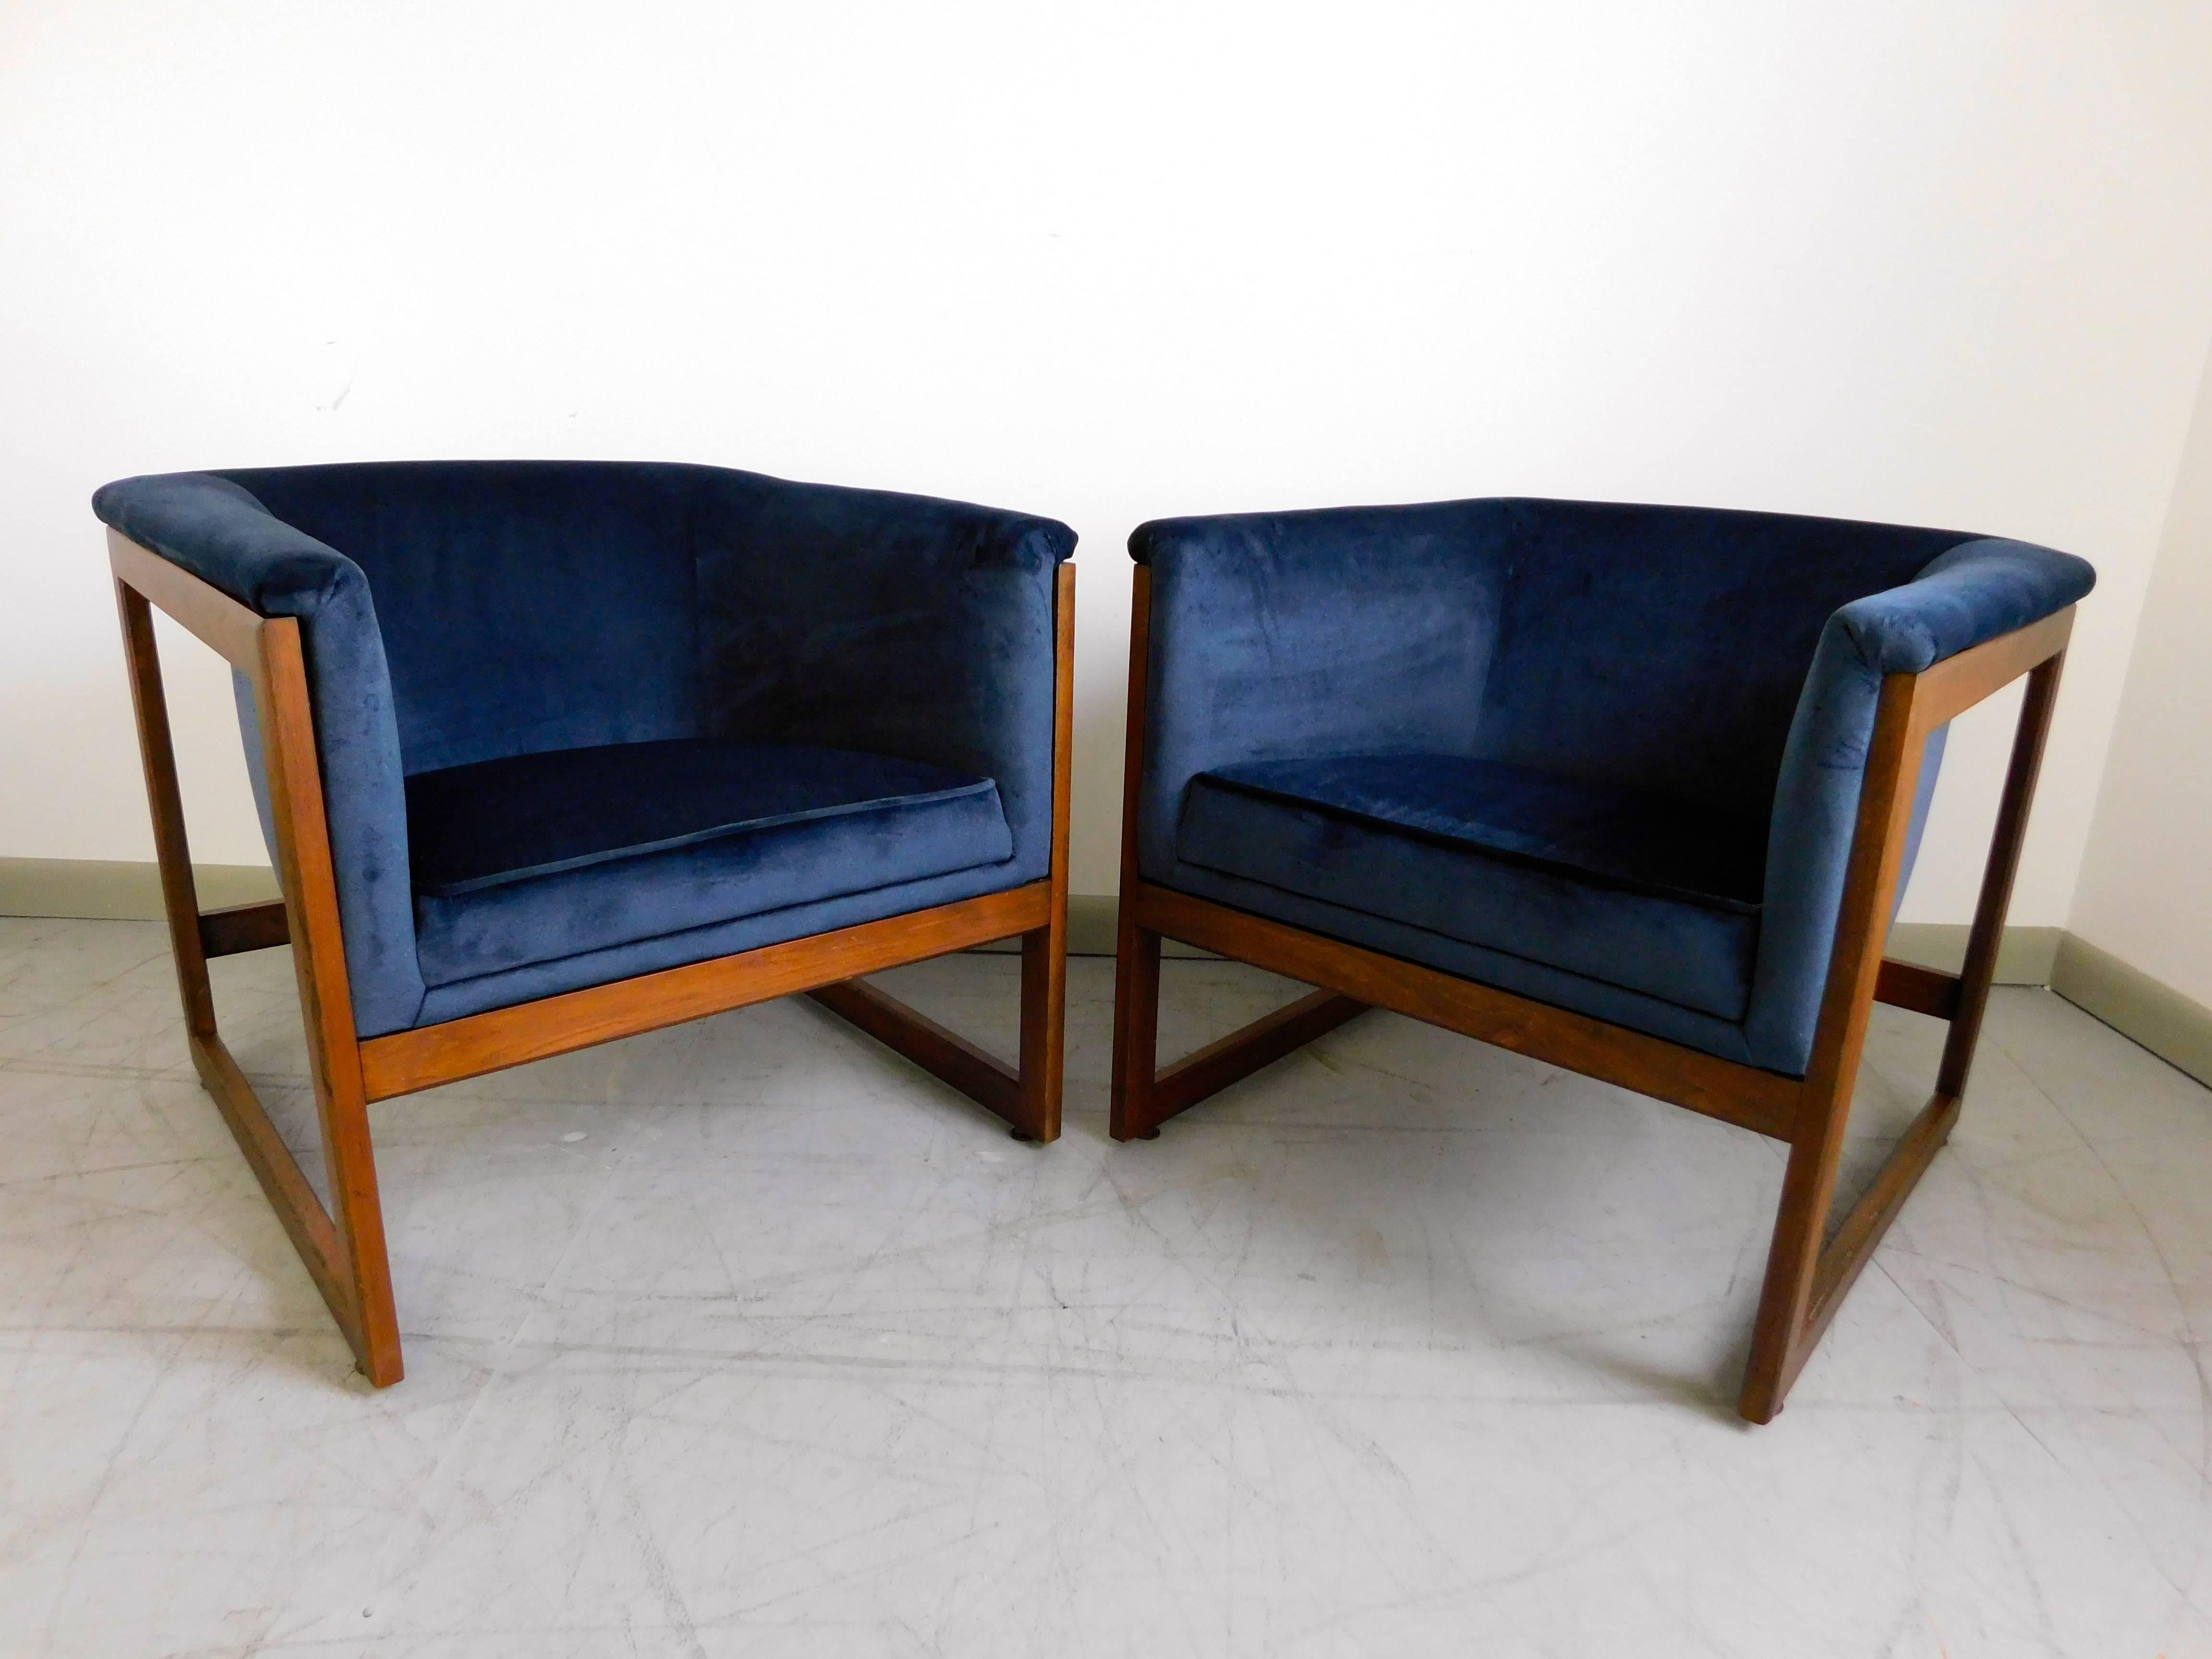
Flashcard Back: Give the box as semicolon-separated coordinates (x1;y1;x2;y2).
362;882;1050;1100
199;899;291;959
1126;880;1804;1142
1873;957;1960;1021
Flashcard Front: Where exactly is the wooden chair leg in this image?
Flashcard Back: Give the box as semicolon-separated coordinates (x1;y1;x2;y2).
1739;670;1928;1422
1109;920;1163;1140
1739;1079;1868;1423
115;581;218;1042
811;564;1077;1143
297;1040;402;1383
1104;553;1367;1140
253;620;403;1384
116;582;403;1385
1938;654;2064;1103
1739;650;2063;1422
1016;920;1068;1143
1013;558;1075;1144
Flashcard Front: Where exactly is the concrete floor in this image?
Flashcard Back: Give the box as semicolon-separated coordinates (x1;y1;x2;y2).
2;915;2207;1657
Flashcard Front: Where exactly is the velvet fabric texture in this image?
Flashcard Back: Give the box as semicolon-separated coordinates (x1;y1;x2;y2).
1180;757;1762;1021
1131;499;2094;1077
405;740;1003;896
93;462;1074;1036
404;739;1011;985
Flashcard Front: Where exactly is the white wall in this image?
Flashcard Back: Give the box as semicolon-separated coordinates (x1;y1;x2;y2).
5;2;2211;908
2070;340;2212;1006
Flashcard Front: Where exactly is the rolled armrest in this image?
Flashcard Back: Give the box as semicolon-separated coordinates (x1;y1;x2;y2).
93;473;424;1036
98;472;360;616
1129;503;1503;882
1747;538;2094;1072
689;471;1076;886
1830;537;2098;673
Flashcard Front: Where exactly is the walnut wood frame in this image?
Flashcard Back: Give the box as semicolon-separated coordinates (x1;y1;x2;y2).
1108;562;2072;1422
110;528;1074;1387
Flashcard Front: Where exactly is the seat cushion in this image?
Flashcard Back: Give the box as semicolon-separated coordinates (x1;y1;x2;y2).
1177;754;1767;1022
405;739;1014;986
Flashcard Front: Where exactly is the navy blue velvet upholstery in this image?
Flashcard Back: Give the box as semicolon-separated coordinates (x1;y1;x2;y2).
1131;499;2093;1076
406;740;1003;896
94;463;1073;1036
407;741;1011;985
1181;757;1762;1020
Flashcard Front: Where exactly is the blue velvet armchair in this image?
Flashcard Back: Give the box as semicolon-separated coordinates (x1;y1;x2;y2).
1108;496;2092;1421
98;461;1076;1385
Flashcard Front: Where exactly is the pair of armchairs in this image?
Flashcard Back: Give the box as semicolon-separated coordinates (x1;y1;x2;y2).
98;463;2090;1421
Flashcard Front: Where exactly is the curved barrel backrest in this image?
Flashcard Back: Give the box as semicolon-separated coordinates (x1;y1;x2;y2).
95;461;1075;1036
1131;496;1972;890
223;462;706;776
1466;499;1965;822
1131;495;2093;1075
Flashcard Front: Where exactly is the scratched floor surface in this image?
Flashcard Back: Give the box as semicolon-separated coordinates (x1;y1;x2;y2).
1;915;2207;1657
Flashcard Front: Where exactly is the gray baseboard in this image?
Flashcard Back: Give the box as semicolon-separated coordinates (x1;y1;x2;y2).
2050;933;2212;1090
1884;921;2063;984
1875;920;2212;1089
0;864;1196;956
6;860;2204;1089
0;864;2107;980
971;894;1214;957
0;856;278;921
